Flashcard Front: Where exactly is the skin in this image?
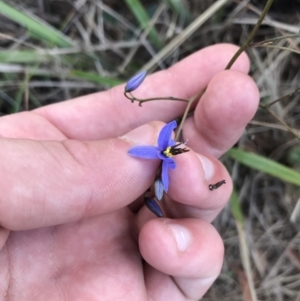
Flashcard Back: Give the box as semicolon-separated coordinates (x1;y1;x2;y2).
0;44;259;301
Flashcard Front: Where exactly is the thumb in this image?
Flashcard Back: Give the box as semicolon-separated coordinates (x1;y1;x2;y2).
0;122;163;230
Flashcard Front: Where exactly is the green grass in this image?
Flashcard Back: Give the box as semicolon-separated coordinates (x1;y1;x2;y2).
68;71;123;86
124;0;164;49
227;148;300;186
230;188;244;224
164;0;190;23
0;1;74;47
0;50;50;63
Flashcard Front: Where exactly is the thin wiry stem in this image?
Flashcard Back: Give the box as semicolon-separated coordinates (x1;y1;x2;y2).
264;87;300;108
225;0;275;70
259;87;300;141
175;88;205;141
124;92;189;106
175;0;275;141
125;0;275;143
250;44;300;55
250;33;300;46
259;105;300;141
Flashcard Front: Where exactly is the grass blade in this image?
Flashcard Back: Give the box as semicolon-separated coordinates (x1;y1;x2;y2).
140;0;230;72
124;0;163;49
227;148;300;186
231;189;258;301
0;1;74;47
164;0;190;23
68;71;123;86
230;188;244;224
0;50;50;63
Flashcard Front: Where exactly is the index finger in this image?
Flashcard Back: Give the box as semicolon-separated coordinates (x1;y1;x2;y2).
35;44;250;140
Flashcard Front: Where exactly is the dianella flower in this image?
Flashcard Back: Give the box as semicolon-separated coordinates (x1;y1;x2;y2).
125;71;147;92
128;120;189;193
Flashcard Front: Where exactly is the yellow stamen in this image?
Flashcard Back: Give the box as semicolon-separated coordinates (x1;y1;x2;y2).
163;147;173;157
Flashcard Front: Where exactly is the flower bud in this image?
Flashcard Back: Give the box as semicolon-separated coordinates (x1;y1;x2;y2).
154;178;164;201
125;71;147;92
144;197;163;217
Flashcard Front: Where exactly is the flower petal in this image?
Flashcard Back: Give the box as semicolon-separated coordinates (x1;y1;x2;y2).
125;71;147;92
157;154;176;166
168;138;176;147
144;197;163;217
157;152;167;160
157;120;177;150
154;178;164;201
161;160;170;192
167;159;176;169
128;146;160;159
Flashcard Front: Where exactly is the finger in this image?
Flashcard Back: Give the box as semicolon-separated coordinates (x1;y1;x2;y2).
0;111;67;140
140;218;224;300
137;147;232;223
0;122;165;230
0;227;9;250
34;44;250;140
167;149;232;222
183;70;259;158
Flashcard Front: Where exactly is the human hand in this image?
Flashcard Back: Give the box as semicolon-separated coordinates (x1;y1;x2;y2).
0;44;259;300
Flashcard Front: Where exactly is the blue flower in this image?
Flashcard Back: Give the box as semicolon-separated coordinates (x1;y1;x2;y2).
125;71;147;92
128;121;189;192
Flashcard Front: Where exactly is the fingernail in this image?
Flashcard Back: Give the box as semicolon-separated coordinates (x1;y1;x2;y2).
121;124;155;145
197;154;214;180
168;224;191;252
